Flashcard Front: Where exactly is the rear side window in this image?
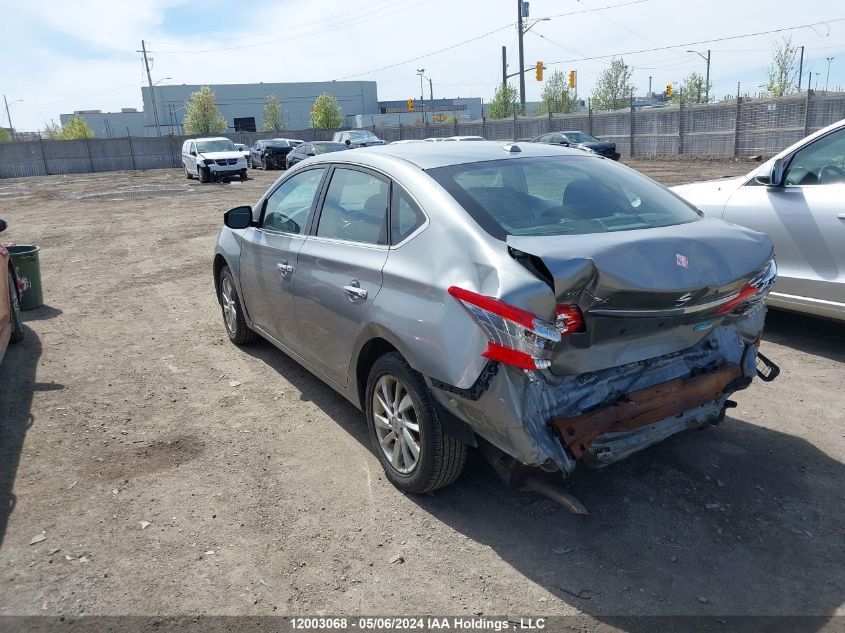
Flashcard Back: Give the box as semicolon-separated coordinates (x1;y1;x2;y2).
391;188;425;245
428;156;701;238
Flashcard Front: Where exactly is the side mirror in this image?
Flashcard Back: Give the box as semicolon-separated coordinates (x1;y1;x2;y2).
190;150;197;156
0;218;7;233
755;157;786;186
307;149;316;156
560;142;570;147
344;139;351;146
224;206;253;229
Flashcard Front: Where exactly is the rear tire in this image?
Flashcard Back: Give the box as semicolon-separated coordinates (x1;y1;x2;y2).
219;266;257;345
8;271;24;344
365;352;467;493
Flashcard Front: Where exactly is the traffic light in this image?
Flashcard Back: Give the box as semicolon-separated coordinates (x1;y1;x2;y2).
568;70;576;89
407;98;414;111
666;83;673;98
535;61;544;82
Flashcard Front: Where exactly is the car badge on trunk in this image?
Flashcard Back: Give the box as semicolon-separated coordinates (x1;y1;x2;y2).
676;253;689;268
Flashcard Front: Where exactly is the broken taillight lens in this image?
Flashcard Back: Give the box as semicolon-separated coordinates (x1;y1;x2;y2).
716;258;777;315
556;305;585;334
448;286;560;370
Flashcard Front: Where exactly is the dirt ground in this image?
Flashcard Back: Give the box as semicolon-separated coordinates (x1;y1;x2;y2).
0;159;843;622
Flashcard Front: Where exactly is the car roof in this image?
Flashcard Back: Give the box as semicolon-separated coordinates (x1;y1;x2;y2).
555;131;591;135
305;140;591;170
312;140;344;145
193;137;230;142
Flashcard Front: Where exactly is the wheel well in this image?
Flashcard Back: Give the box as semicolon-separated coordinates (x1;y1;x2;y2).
213;254;227;302
355;337;398;407
7;263;20;299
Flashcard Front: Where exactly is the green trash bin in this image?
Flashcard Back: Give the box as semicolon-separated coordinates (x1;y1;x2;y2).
8;245;43;311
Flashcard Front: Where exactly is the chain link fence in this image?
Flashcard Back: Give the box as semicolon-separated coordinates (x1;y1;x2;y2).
2;92;844;179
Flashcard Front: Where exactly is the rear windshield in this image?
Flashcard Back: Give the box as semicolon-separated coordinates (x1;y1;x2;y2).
196;139;236;153
427;156;701;238
564;132;599;143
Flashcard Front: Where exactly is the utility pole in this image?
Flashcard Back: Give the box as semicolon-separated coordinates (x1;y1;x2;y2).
416;68;425;124
705;49;711;103
3;95;16;142
798;46;804;92
502;46;507;87
648;76;652;95
825;57;834;92
517;0;526;114
429;77;433;101
139;40;161;137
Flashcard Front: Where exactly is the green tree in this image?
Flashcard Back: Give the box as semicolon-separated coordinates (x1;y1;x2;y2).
591;57;635;111
535;71;578;115
486;83;520;119
309;93;343;129
42;120;63;140
0;128;10;143
671;72;710;104
765;37;800;97
183;86;228;135
261;94;286;132
59;115;95;139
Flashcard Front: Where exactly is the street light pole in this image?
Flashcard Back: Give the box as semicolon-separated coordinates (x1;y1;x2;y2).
517;0;526;114
3;95;19;142
686;49;711;102
416;68;425;123
825;57;834;92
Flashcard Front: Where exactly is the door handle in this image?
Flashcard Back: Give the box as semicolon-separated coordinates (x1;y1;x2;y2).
277;261;293;277
343;280;368;303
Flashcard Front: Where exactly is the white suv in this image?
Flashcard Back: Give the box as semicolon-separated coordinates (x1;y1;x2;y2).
182;137;247;182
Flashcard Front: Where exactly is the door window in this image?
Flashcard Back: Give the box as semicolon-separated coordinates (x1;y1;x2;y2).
316;168;389;245
261;168;326;234
785;128;845;186
391;188;426;245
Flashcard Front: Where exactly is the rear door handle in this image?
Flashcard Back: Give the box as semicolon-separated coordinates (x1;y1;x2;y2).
343;280;368;303
277;261;293;277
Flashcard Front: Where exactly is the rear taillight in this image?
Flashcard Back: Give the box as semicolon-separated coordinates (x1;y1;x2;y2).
716;258;777;315
556;305;585;334
448;286;562;371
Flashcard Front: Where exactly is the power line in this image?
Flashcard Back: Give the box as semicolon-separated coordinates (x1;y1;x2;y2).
32;82;141;107
334;24;515;80
545;17;845;66
574;0;658;45
147;0;430;54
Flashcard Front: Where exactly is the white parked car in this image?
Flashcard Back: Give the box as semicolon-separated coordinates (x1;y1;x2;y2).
234;143;251;165
673;118;845;321
181;137;247;183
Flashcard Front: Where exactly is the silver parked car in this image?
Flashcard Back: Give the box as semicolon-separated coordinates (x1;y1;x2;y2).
674;118;845;321
213;142;777;498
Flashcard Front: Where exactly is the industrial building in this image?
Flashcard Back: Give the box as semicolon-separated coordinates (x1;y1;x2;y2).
59;108;145;137
141;81;379;135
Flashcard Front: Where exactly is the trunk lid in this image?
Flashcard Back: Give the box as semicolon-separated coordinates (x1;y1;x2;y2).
507;217;773;374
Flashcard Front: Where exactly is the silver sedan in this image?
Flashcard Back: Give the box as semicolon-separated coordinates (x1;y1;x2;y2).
213;141;776;499
674;118;845;321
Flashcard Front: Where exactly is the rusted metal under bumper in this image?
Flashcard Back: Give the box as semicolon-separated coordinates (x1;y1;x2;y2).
550;363;743;460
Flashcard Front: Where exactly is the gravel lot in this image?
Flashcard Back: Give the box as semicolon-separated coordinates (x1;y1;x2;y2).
0;159;843;622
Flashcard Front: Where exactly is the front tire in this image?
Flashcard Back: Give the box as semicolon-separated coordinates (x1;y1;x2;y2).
219;266;257;345
199;167;211;183
8;271;24;344
365;352;467;493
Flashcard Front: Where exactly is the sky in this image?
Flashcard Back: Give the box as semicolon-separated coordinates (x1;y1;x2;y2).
1;0;844;131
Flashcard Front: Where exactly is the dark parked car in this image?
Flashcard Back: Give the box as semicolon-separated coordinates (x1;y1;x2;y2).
0;218;25;363
249;139;304;170
213;141;778;502
532;130;621;160
286;141;347;168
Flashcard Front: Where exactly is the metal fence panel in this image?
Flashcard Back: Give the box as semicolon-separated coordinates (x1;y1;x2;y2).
3;92;844;178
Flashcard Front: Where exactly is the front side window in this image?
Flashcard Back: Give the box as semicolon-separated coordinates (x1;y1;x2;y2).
261;168;326;234
564;132;599;143
316;168;389;245
784;128;845;186
428;156;701;238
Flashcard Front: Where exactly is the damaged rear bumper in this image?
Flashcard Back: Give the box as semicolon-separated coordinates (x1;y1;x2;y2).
430;302;771;476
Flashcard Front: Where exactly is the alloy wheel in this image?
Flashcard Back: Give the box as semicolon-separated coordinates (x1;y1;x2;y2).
221;276;237;334
372;374;421;474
